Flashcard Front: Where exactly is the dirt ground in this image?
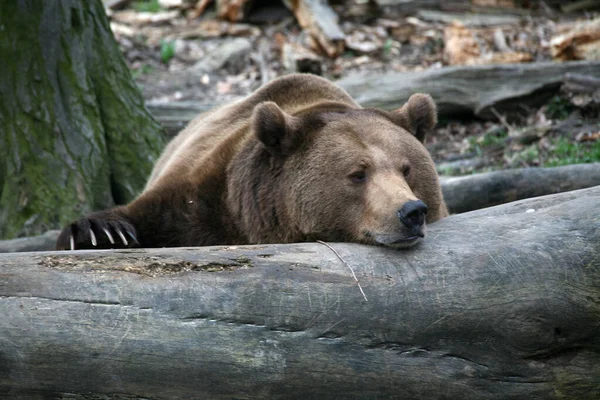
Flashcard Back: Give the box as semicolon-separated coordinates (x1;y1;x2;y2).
108;1;600;175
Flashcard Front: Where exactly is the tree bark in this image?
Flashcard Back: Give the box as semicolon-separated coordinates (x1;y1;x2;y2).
0;186;599;399
0;0;165;239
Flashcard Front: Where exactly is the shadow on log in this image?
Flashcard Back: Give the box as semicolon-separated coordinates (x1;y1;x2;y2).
1;186;599;399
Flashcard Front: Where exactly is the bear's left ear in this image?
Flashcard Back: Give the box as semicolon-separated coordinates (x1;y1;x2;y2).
390;93;437;143
252;101;301;156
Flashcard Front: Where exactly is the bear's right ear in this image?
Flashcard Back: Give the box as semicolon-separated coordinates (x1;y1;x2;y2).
252;102;301;156
390;93;437;143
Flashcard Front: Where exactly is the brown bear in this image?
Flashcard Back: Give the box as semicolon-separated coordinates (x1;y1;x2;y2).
56;74;448;251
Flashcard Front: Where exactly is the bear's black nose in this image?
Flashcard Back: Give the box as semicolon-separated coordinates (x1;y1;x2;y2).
398;200;428;234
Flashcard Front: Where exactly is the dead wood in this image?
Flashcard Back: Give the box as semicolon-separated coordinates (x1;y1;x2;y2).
147;101;216;135
336;60;600;118
0;230;60;253
418;9;521;26
216;0;253;22
374;0;470;13
282;42;323;75
440;163;600;213
550;17;600;61
284;0;345;57
0;186;599;399
563;72;600;93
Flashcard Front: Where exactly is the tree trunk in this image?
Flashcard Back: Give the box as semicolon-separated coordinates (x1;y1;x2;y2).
0;186;599;399
0;0;165;239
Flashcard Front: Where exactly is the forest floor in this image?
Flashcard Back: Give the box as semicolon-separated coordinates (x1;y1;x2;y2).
107;1;600;176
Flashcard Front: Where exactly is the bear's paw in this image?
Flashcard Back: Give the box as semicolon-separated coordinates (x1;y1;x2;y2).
56;213;138;250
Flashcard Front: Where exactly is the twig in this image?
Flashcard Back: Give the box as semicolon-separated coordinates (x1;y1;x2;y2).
188;0;212;21
257;39;270;86
316;240;368;302
490;107;515;135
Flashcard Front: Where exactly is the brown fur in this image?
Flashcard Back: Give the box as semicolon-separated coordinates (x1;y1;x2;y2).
56;74;448;250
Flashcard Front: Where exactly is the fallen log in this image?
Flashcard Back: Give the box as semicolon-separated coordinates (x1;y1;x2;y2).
0;230;60;254
147;61;600;131
336;60;600;118
373;0;470;13
1;186;599;399
147;100;215;135
418;9;521;26
441;163;600;213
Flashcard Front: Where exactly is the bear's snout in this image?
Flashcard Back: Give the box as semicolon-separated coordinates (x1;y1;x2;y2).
398;200;428;236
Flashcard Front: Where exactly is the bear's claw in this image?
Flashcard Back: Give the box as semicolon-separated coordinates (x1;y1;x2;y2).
90;229;97;246
103;228;115;244
56;214;138;251
116;229;128;246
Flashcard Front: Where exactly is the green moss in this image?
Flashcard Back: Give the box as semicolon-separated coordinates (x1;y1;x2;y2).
546;95;574;120
160;39;176;64
505;144;540;168
0;0;164;239
543;138;600;167
131;64;154;80
467;126;508;152
132;0;162;13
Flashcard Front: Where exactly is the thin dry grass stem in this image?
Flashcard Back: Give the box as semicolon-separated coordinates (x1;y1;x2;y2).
490;107;515;134
316;240;368;302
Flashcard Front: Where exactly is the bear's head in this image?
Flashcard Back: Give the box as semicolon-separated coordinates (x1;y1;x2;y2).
227;94;448;248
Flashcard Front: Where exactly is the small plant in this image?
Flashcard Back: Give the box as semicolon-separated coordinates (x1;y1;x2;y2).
505;144;540;167
545;96;574;120
467;126;508;152
543;137;600;167
131;64;154;80
133;0;161;13
160;39;176;64
342;49;357;58
382;38;394;56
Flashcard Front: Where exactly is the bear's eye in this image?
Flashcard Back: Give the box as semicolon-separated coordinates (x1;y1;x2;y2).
402;165;411;177
349;170;367;184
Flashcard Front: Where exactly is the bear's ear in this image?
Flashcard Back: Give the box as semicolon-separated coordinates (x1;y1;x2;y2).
390;93;437;143
252;101;301;156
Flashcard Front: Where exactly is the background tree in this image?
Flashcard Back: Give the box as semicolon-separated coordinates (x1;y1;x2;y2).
0;0;165;239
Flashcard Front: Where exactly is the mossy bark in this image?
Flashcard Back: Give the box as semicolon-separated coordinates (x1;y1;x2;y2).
0;0;165;239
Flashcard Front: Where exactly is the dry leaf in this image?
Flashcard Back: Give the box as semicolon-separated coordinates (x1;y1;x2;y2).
444;22;480;65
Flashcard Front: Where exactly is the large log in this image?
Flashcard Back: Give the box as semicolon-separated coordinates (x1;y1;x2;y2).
147;61;600;133
337;60;600;118
441;163;600;213
1;186;599;399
